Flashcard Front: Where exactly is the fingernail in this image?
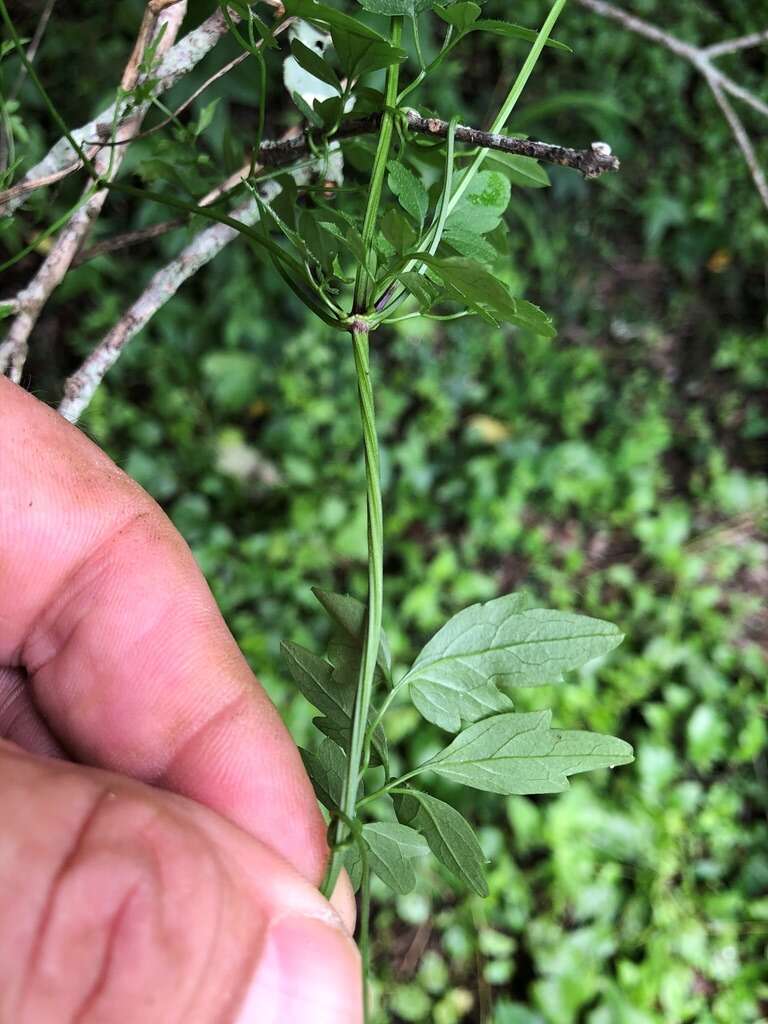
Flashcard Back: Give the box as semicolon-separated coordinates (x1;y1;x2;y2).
236;914;362;1024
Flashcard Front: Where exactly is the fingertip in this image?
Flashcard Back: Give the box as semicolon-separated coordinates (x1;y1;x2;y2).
236;914;362;1024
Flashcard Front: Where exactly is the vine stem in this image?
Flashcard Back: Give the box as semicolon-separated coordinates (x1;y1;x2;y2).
321;16;402;900
321;322;383;901
359;851;372;1024
352;15;403;314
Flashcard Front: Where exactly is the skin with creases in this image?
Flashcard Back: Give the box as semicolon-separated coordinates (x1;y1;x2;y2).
0;377;361;1024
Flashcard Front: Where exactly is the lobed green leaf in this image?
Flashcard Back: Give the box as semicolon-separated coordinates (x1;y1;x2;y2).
402;593;623;731
300;738;348;811
394;789;488;895
445;169;511;236
427;710;634;794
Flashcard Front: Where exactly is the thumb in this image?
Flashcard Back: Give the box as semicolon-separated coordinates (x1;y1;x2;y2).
0;740;361;1024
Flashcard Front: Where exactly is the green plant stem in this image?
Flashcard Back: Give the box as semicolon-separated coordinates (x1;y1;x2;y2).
321;324;384;898
374;0;567;316
352;15;403;313
446;0;567;216
356;770;426;810
359;850;372;1024
398;24;454;104
321;15;403;898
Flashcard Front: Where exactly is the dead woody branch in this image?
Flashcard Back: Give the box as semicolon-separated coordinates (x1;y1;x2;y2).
575;0;768;211
0;1;188;383
2;6;238;216
58;153;332;423
261;110;620;178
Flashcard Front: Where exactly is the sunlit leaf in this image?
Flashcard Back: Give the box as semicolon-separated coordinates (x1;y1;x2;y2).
446;169;511;236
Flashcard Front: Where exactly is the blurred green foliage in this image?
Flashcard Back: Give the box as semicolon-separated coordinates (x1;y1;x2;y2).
4;0;768;1020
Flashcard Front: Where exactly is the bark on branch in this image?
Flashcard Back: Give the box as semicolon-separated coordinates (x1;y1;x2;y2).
259;110;620;178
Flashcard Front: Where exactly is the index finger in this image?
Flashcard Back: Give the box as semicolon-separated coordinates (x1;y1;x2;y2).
0;378;327;883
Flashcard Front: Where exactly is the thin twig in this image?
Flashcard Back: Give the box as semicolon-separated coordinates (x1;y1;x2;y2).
705;29;768;59
258;109;620;176
84;16;293;149
575;0;768;211
1;6;238;215
83;52;251;147
0;2;187;381
575;0;768;118
705;72;768;210
71;154;255;266
71;218;187;266
0;0;58;172
7;0;56;100
59;192;269;422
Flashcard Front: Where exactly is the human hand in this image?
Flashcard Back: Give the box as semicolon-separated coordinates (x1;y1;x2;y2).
0;378;361;1023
